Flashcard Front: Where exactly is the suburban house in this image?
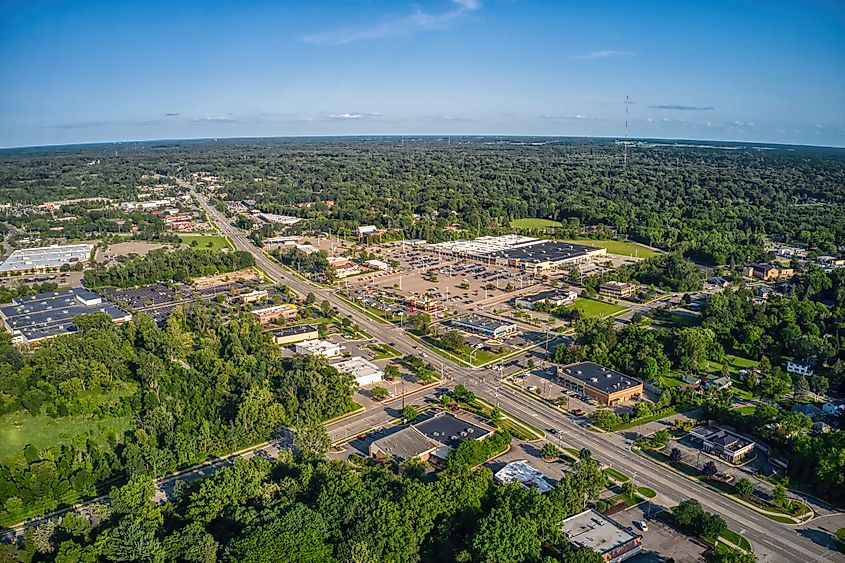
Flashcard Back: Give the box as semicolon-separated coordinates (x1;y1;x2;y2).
785;359;814;377
704;376;732;392
743;263;794;281
688;425;756;464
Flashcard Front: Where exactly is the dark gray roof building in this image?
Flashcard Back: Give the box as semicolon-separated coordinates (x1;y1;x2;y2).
413;412;494;449
0;288;131;345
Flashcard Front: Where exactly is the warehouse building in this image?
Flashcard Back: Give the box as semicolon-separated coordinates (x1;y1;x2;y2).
449;315;517;338
332;356;384;386
556;362;643;406
0;288;131;345
0;243;93;273
269;324;319;345
429;235;605;270
562;509;643;563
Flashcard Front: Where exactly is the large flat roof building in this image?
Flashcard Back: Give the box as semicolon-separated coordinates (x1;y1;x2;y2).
449;315;517;338
562;509;643;563
0;244;93;272
429;236;605;271
0;288;131;345
556;362;643;406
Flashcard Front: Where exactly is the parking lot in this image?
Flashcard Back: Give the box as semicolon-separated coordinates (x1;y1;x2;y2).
512;368;602;415
612;502;709;563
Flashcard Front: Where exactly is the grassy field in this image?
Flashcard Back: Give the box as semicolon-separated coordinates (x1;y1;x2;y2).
562;238;660;258
603;467;630;482
179;234;233;251
510;218;562;229
0;412;132;463
563;297;628;319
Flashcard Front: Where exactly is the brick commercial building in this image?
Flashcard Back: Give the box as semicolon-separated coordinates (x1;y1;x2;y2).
251;303;298;324
556;362;643;406
743;263;794;281
599;281;636;298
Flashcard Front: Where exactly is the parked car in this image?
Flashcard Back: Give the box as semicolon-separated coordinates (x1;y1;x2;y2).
635;521;648;532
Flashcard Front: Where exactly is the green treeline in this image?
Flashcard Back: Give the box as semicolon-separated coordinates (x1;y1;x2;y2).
83;249;255;287
6;452;612;563
0;305;356;526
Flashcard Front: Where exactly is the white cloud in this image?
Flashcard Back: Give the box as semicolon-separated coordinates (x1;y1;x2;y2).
303;0;482;45
567;50;635;60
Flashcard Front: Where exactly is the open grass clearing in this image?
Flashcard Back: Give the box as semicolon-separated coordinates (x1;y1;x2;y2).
562;238;660;258
562;297;627;319
0;412;132;463
510;218;562;229
179;234;233;251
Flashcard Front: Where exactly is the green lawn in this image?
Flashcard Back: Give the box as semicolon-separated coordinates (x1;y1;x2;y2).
659;375;686;388
603;467;630;483
638;487;657;499
563;297;627;319
720;529;753;553
367;343;401;360
0;412;132;463
179;234;233;251
511;218;562;229
562;239;660;258
420;335;510;367
734;406;756;416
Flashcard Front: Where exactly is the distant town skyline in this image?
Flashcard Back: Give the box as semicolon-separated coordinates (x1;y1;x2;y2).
1;0;844;148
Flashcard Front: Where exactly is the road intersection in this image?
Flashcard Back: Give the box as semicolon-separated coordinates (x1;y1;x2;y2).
192;188;845;562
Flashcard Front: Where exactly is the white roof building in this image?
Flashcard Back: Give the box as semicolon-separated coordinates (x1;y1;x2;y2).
364;259;391;271
294;339;344;358
0;244;93;272
332;356;384;386
357;225;377;236
493;460;553;492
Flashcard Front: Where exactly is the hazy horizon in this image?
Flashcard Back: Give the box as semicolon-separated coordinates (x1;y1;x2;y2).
2;0;844;148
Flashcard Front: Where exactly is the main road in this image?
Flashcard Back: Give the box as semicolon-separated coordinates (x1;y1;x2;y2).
193;187;844;562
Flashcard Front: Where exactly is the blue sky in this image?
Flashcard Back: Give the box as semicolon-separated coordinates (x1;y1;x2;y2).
1;0;844;147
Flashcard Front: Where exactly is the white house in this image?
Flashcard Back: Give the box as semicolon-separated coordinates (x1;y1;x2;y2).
357;225;377;236
786;359;814;377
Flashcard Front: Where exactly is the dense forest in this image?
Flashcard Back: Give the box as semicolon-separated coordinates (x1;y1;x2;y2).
2;138;844;265
3;450;615;563
82;249;256;288
0;305;356;527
